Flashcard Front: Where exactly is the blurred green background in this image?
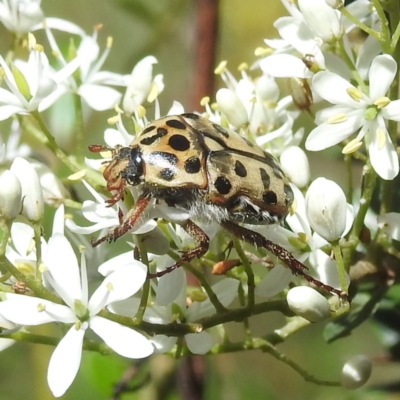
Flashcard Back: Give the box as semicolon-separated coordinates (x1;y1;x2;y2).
0;0;397;399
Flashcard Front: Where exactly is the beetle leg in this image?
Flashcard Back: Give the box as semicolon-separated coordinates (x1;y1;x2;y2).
220;220;347;298
91;193;152;247
148;220;209;278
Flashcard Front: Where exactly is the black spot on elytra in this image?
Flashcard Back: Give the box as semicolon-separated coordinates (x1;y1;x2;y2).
234;160;247;177
184;157;201;174
140;127;168;145
260;168;270;189
212;123;230;138
272;167;284;179
168;134;191;151
159;168;175;181
215;176;232;195
181;112;200;120
142;125;156;134
242;137;254;147
263;191;277;205
166;119;186;130
148;151;178;166
284;184;294;206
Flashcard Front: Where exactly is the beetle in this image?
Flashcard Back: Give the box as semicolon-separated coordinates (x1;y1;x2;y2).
89;113;344;297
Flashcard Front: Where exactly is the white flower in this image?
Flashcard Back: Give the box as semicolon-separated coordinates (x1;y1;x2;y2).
286;286;331;322
0;0;43;33
122;56;164;115
0;170;21;220
44;28;125;111
341;354;372;389
10;157;44;223
305;178;347;242
306;55;400;180
0;35;79;120
0;233;153;397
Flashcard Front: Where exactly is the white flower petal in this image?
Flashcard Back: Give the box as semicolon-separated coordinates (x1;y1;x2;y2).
381;99;400;122
369;118;399;180
0;296;72;325
155;266;185;306
306;178;347;242
98;251;136;276
287;286;331;322
185;331;214;355
255;264;292;297
369;55;397;99
90;316;154;358
78;84;121;111
298;0;341;42
48;326;84;397
0;105;26;120
0;338;15;351
151;334;177;354
306;113;364;151
312;72;367;108
280;146;310;188
37;18;86;35
378;212;400;241
260;54;311;78
46;234;82;307
89;261;147;313
10;157;44;222
309;249;349;289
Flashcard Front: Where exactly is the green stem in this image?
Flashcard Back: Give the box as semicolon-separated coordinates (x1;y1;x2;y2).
371;0;391;52
258;339;341;387
134;240;150;322
73;93;85;163
33;223;42;281
390;21;400;53
349;163;377;248
339;7;380;41
234;239;255;307
0;255;62;304
332;241;348;294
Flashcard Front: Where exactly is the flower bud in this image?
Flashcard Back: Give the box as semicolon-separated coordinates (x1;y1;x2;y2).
216;88;248;127
341;355;372;389
305;178;347;241
286;286;331;322
10;157;44;223
298;0;342;42
288;78;313;111
0;170;22;221
280;147;310;188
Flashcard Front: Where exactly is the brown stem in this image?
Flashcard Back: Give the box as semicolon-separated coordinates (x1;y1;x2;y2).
190;0;219;110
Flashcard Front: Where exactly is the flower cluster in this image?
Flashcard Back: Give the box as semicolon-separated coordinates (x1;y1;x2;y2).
1;0;399;396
